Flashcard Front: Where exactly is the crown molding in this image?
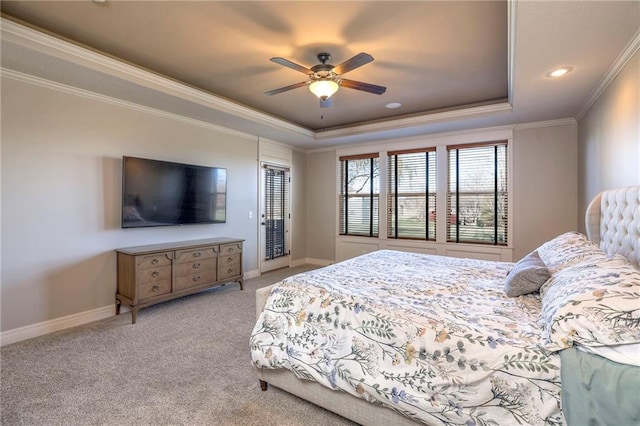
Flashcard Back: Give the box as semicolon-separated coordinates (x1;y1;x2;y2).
577;28;640;120
307;117;581;153
0;17;314;140
514;118;577;131
314;101;512;141
334;124;515;156
1;68;259;142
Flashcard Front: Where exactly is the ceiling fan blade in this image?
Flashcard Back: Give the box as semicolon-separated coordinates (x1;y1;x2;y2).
270;57;312;75
332;52;374;75
264;81;308;96
320;98;333;108
340;78;387;95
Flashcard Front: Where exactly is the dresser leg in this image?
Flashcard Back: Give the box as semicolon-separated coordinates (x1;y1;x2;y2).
115;300;121;315
238;278;244;291
131;308;138;324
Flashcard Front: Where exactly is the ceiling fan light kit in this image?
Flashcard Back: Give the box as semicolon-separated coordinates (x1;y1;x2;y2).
309;80;339;100
266;52;386;107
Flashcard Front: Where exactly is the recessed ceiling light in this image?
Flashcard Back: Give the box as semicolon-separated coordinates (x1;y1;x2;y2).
385;102;402;109
546;66;574;78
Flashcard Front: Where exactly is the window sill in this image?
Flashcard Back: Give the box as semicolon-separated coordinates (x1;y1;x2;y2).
335;235;513;263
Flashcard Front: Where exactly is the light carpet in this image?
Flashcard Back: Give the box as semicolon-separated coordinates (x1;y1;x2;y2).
1;265;357;426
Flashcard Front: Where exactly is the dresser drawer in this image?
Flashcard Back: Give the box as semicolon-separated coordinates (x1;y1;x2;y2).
220;243;242;256
219;253;240;268
174;258;216;277
138;279;171;300
174;246;217;264
136;252;172;269
218;264;241;280
174;269;216;292
136;265;172;284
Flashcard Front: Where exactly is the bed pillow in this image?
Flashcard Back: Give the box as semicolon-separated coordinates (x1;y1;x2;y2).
536;231;608;275
504;251;551;297
539;255;640;351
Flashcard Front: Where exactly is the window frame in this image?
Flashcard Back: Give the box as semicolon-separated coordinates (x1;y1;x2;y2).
387;147;437;241
446;140;508;246
338;153;380;238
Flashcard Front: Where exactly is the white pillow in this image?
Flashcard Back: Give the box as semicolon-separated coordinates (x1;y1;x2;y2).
537;231;607;275
539;255;640;351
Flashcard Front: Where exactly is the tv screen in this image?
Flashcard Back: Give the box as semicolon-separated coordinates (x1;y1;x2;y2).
122;156;227;228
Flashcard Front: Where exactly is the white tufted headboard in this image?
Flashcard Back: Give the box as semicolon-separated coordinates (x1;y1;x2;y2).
585;186;640;270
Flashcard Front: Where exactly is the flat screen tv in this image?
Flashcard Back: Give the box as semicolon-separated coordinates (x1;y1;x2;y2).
122;156;227;228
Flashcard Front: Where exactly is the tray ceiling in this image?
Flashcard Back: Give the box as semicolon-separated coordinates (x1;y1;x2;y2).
1;1;638;147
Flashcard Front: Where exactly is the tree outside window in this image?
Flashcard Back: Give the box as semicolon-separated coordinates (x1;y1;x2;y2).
447;142;508;245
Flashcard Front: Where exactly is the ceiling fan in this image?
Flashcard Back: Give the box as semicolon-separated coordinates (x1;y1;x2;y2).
265;52;386;108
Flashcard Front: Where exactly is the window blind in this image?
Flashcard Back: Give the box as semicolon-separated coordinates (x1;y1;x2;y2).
447;141;508;245
339;153;379;237
387;148;437;240
264;167;289;259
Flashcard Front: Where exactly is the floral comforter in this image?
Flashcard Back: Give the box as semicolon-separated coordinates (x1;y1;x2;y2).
250;250;563;425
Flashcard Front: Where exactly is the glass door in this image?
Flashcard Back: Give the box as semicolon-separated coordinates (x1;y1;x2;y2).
260;164;290;272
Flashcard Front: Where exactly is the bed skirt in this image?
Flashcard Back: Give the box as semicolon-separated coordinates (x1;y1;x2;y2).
560;347;640;425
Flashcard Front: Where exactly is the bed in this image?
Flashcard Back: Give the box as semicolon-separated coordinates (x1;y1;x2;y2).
250;186;640;425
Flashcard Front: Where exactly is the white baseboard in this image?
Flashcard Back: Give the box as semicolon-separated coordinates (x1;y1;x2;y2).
307;258;333;266
290;258;333;267
243;269;260;279
0;304;115;347
1;266;323;346
290;258;306;268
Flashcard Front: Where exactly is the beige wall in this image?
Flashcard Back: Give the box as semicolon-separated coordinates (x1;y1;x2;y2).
512;123;578;260
1;77;259;331
305;150;336;261
578;50;640;231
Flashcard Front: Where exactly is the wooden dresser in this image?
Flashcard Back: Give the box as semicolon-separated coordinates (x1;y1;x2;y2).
115;237;244;323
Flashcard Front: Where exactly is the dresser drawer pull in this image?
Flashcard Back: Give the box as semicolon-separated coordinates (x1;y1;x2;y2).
192;262;200;269
227;247;234;253
227;268;234;274
193;252;202;258
151;258;159;265
152;271;160;278
152;285;160;293
226;257;233;263
192;275;201;282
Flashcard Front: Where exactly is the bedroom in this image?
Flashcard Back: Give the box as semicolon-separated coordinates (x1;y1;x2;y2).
1;1;639;425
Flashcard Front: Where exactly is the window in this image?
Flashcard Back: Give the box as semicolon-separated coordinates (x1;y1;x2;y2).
387;148;437;240
447;141;508;245
339;154;379;237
